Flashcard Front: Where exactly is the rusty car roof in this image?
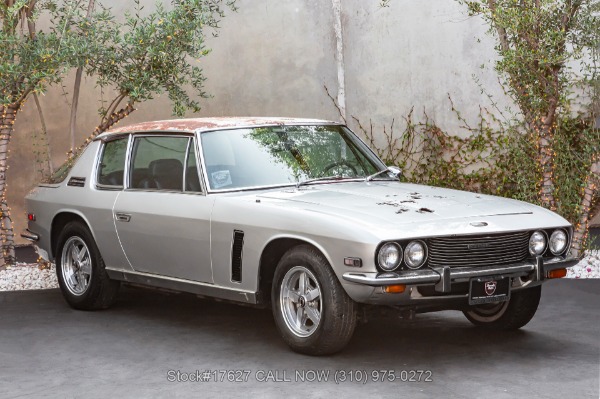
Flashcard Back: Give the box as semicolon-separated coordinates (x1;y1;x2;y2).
98;117;340;138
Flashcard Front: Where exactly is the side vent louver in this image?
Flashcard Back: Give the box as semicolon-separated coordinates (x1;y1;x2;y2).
67;177;86;187
231;230;244;282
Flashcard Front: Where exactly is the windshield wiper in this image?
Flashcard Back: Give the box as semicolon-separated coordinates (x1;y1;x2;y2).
296;175;353;188
365;169;398;182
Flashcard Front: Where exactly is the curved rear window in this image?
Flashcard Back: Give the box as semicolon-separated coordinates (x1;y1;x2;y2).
42;152;83;184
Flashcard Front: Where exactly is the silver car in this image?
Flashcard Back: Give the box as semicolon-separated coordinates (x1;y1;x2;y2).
22;117;578;355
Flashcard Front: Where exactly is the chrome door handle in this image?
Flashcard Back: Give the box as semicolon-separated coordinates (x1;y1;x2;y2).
115;213;131;222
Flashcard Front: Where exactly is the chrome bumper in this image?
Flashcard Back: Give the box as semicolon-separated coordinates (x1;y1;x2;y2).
20;229;39;242
343;256;579;291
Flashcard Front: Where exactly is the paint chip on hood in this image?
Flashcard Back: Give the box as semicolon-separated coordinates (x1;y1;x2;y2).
416;207;434;213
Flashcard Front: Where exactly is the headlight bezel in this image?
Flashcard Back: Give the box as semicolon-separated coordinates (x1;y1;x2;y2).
528;230;547;256
404;240;428;269
549;229;568;256
377;242;403;271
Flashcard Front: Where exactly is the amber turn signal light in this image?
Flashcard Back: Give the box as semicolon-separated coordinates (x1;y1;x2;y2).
383;284;406;293
547;268;567;279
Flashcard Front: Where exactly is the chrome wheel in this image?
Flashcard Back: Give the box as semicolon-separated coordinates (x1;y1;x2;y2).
279;266;323;338
60;236;92;296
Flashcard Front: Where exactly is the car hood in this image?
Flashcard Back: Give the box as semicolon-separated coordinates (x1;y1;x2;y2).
255;181;535;223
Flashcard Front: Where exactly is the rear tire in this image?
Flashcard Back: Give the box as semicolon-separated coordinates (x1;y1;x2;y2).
463;285;541;330
271;245;357;355
56;221;120;310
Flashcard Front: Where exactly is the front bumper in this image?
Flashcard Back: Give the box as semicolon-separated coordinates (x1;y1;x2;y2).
342;256;579;306
344;256;577;289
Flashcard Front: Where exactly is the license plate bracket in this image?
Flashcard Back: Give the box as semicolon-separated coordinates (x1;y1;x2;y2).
469;276;511;305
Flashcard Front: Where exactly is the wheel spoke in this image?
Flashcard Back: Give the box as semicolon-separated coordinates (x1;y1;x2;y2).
295;306;304;327
77;245;88;263
305;306;320;325
80;260;92;276
68;272;78;287
305;288;320;302
76;271;84;287
288;290;300;303
70;246;80;264
298;272;306;294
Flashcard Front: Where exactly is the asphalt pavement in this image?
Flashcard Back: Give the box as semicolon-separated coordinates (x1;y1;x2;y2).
0;279;598;398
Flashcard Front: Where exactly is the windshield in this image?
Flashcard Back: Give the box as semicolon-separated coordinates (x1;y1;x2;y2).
200;125;388;191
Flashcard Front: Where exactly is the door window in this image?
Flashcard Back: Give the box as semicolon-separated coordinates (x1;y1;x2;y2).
129;136;189;191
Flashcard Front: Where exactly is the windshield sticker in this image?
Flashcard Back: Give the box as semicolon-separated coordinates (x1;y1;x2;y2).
211;170;232;188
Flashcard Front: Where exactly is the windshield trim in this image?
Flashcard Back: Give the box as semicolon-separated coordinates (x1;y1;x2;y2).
196;124;387;194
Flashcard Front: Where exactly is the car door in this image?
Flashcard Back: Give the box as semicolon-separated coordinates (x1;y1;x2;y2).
113;133;214;283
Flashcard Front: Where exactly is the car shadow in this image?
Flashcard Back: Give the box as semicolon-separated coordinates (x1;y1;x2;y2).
105;285;580;365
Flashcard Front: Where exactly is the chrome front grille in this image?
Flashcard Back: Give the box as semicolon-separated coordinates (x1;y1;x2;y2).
427;231;530;268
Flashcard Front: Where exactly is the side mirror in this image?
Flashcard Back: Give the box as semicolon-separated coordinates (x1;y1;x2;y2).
387;166;402;179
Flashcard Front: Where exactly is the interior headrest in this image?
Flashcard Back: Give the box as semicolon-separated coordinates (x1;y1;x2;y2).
149;159;183;178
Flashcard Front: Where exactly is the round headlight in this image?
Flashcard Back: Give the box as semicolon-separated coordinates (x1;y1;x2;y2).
404;240;427;269
378;242;402;271
549;230;568;255
529;231;546;255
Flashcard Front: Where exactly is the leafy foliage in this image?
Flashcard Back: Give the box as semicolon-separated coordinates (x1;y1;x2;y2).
85;0;236;118
0;1;89;107
462;0;599;118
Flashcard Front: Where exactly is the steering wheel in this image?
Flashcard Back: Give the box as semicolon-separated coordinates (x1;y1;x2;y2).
321;160;358;177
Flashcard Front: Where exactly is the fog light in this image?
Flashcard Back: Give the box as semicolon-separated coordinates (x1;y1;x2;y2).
547;268;567;279
383;284;406;293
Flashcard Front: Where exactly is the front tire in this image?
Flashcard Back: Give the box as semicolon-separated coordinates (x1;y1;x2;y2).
463;285;542;330
56;221;120;310
272;245;357;355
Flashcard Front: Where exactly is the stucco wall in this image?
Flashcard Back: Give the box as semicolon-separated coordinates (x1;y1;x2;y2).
9;0;597;244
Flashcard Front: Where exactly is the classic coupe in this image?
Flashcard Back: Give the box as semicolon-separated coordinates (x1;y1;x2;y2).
22;117;578;355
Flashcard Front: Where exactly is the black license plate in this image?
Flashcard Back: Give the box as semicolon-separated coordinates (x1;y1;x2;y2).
469;276;510;305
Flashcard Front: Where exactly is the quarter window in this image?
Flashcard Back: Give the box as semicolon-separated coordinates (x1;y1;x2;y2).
97;137;128;187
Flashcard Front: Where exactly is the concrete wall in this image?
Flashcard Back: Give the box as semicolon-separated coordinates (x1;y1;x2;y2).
9;0;596;243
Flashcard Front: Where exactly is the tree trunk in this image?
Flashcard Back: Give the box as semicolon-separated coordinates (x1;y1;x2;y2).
571;160;600;258
537;123;556;210
69;0;96;152
96;102;135;135
0;105;18;265
525;117;557;210
33;92;54;178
